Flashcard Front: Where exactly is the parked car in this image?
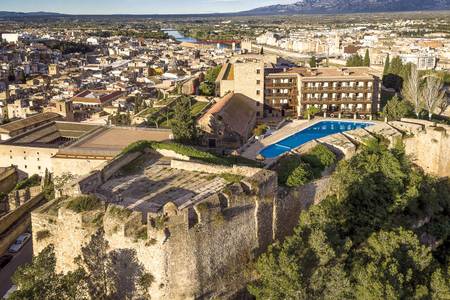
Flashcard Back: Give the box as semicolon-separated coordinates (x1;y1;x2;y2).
0;254;13;269
8;233;31;253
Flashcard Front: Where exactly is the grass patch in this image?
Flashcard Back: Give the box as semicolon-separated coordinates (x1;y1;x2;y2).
65;195;103;213
190;101;209;117
108;205;132;220
121;140;261;167
220;173;245;183
36;230;51;241
134;226;148;241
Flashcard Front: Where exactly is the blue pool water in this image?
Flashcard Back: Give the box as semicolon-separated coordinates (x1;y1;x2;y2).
260;121;373;158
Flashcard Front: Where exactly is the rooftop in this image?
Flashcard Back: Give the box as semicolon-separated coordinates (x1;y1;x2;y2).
56;127;172;158
94;153;228;214
0;112;62;135
2;122;100;147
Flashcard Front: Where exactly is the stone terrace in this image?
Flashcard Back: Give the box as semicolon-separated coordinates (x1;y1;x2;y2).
94;154;228;215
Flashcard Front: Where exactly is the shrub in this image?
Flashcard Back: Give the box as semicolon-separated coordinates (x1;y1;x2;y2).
253;124;268;136
275;155;303;185
286;163;314;187
108;205;132;220
15;174;41;190
65;195;103;213
302;144;336;172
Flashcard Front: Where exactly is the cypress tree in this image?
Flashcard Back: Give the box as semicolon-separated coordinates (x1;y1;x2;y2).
383;54;390;75
363;49;370;67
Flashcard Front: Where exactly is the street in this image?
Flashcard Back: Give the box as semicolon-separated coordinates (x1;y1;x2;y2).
0;240;33;298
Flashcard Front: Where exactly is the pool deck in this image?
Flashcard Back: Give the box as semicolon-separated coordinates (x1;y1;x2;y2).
241;117;381;161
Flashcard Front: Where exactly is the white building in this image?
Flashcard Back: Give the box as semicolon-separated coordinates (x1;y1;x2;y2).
400;53;436;70
1;33;19;44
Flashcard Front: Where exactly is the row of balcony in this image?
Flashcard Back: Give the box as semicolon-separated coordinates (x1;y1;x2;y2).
302;86;372;93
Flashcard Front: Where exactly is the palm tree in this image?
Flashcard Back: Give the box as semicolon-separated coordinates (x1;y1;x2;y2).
421;75;446;120
402;64;421;118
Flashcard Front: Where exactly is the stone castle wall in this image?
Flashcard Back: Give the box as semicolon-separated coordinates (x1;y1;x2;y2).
32;163;281;299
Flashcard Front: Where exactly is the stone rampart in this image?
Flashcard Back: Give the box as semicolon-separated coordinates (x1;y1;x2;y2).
0;167;18;194
170;159;260;177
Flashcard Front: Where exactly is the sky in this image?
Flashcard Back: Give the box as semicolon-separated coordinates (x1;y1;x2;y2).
2;0;297;15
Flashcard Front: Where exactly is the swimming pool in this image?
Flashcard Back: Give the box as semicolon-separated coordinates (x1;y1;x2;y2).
259;121;374;158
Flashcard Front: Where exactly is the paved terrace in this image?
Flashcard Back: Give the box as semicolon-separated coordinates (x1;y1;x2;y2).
94;154;228;214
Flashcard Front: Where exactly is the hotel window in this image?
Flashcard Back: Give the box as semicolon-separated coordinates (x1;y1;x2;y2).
256;90;261;95
256;69;261;74
257;80;261;85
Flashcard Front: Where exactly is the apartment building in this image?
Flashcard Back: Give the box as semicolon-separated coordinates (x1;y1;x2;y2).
216;62;381;119
215;60;265;117
266;67;381;118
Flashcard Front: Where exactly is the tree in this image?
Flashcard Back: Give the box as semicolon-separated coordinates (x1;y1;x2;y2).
346;54;363;67
353;229;433;300
382;95;413;121
171;96;197;144
10;245;86;300
389;56;404;76
402;64;422;117
77;229;118;300
363;49;370;67
147;114;164;128
249;139;450;300
309;56;317;68
286;163;314;187
383;54;390;75
421;75;446;120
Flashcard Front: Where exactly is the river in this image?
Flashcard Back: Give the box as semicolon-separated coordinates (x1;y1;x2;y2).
163;30;198;43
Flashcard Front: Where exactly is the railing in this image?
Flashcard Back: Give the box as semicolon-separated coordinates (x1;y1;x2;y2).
301;86;372;93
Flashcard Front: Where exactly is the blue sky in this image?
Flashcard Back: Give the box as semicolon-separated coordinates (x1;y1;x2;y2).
2;0;296;14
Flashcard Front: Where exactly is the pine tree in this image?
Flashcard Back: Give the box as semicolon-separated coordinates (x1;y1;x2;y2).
78;229;118;300
363;49;370;67
171;96;197;144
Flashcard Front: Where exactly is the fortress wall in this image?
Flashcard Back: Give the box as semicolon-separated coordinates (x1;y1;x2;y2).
31;167;279;299
170;159;260;177
273;176;333;241
0;167;18;194
404;126;450;177
51;157;107;177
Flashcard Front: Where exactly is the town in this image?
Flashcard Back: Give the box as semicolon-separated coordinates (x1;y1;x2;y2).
0;6;449;300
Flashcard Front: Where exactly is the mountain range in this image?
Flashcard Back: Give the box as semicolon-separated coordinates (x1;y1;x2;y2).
1;0;450;18
240;0;450;15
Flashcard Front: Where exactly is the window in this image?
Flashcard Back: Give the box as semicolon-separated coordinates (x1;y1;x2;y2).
24;165;27;169
38;166;41;170
256;90;261;95
256;102;260;106
257;80;261;85
257;69;261;74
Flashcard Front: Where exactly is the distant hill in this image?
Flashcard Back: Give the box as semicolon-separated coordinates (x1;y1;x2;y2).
0;11;64;18
238;0;450;15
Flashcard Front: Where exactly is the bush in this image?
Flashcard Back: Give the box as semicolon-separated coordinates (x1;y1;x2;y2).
302;144;336;172
303;106;321;119
275;155;303;185
15;174;41;190
253;124;268;136
286;163;314;187
65;195;103;213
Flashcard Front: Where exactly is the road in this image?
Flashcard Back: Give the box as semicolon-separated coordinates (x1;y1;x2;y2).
0;240;33;297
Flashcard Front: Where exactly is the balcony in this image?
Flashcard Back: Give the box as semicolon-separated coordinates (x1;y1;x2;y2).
302;86;371;93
